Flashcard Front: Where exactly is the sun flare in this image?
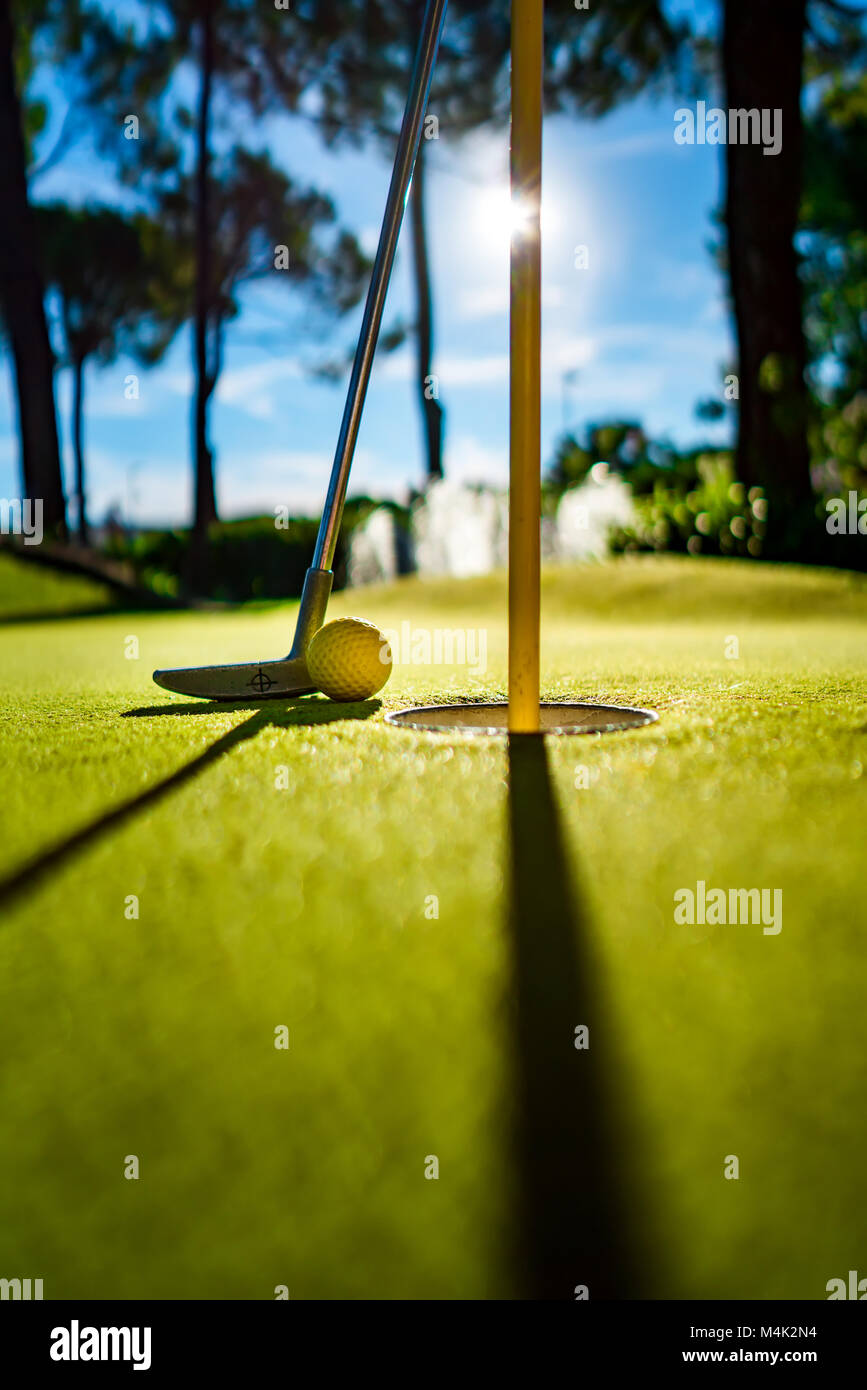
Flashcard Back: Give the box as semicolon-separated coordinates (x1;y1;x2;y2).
473;184;551;255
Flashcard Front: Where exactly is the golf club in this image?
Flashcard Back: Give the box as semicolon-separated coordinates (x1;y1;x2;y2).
153;0;449;700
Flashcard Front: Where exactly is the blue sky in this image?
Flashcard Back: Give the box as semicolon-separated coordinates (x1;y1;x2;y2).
1;32;734;526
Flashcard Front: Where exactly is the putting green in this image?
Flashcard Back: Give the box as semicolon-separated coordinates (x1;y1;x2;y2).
0;552;864;1299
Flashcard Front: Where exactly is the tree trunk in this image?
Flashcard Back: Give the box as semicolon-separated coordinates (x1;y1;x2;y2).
409;135;445;481
0;0;65;533
72;355;88;546
190;1;217;591
723;0;813;557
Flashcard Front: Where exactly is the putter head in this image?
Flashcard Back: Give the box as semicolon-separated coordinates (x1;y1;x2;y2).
153;655;316;701
152;566;333;702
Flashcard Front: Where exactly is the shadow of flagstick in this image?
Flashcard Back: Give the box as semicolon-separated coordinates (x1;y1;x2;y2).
507;734;644;1300
0;699;380;914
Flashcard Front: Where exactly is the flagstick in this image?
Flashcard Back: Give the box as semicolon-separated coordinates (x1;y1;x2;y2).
508;0;543;734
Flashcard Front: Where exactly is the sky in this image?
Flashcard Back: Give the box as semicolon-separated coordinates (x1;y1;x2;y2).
0;10;734;527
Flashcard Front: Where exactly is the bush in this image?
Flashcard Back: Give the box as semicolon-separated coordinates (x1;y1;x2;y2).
547;425;715;500
102;499;410;602
610;454;769;559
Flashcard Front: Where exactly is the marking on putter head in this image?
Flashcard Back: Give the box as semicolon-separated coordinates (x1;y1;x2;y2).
248;667;277;694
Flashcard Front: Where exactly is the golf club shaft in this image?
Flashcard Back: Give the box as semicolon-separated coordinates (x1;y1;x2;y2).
311;0;449;572
508;0;543;734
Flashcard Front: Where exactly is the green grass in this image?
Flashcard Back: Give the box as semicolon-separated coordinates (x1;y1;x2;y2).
0;551;115;620
0;552;865;1299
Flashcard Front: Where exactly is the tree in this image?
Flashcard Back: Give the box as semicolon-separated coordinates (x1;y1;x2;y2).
158;147;370;416
722;0;812;555
724;0;865;552
36;204;183;544
408;113;444;481
801;73;867;491
544;0;867;557
157;147;369;590
70;0;356;561
548;420;661;491
0;0;66;531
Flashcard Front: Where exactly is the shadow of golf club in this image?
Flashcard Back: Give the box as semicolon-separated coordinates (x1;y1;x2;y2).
123;696;381;721
507;734;643;1300
0;606;122;626
0;700;380;913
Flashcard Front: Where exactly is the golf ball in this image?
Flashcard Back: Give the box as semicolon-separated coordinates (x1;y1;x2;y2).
306;617;393;701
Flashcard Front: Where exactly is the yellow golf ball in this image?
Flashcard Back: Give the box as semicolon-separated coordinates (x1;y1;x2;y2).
306;617;393;701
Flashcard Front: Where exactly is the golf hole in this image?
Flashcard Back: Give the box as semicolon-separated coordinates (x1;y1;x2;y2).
385;702;658;736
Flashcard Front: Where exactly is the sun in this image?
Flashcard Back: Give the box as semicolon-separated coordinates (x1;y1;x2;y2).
473;184;551;257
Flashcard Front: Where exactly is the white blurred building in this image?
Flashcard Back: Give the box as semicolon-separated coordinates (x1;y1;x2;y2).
346;467;636;583
555;464;635;561
411;478;509;577
346;507;404;586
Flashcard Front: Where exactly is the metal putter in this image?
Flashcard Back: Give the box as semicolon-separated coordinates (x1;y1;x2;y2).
154;0;449;701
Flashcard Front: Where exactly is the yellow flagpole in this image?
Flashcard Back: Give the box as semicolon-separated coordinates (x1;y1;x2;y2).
508;0;543;733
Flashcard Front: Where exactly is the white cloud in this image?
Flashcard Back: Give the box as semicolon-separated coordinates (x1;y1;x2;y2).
215;357;305;420
359;224;381;256
56;371;152;421
371;347;412;382
588;322;733;361
219;448;330;515
458;282;565;321
80;445;189;526
543;285;566;310
542;334;597;379
158;366;195;398
458;285;508;320
652;258;720;302
80;445;337;526
377;348;511;386
437;354;511;386
441;435;507;487
343;447;403;500
578;129;676;163
575;363;669;408
151;355;310;423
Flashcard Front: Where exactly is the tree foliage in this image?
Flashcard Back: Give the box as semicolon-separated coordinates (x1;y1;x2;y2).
802;72;867;487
